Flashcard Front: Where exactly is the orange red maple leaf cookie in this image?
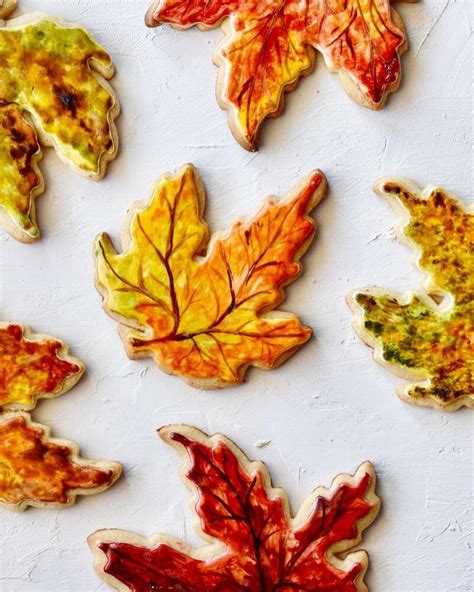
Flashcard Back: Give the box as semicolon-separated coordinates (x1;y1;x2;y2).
94;164;327;388
348;179;474;411
89;425;380;591
146;0;415;150
0;323;121;510
0;8;119;242
0;322;83;411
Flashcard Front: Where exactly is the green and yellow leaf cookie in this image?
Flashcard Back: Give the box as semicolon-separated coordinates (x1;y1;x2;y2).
0;9;119;242
348;178;473;411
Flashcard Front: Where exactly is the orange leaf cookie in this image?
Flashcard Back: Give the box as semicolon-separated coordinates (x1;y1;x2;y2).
0;323;121;510
94;164;327;388
348;178;473;411
89;425;380;591
0;412;121;511
146;0;415;150
0;322;83;411
0;9;119;242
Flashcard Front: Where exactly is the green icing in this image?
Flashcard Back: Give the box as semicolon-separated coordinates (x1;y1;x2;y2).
355;184;473;408
0;19;115;172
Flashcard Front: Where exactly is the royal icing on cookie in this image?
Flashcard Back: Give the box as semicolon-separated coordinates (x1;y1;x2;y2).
146;0;414;150
94;164;327;388
0;323;82;411
0;323;121;510
89;425;380;591
0;413;121;511
348;178;473;411
0;11;119;241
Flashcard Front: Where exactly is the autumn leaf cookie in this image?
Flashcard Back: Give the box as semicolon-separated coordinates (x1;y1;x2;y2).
89;425;380;591
0;9;120;242
146;0;415;151
94;164;327;388
0;323;122;510
0;322;83;411
0;412;121;511
348;179;473;411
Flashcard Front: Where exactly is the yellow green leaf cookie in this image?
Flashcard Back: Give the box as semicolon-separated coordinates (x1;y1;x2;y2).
0;9;119;242
0;104;43;241
348;178;473;411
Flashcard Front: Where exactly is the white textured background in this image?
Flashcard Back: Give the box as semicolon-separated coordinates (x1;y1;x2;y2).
0;1;472;590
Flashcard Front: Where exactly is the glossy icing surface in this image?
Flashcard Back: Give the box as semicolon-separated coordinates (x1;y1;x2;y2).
0;414;116;508
151;0;406;149
354;182;473;408
0;104;41;239
0;19;115;172
0;324;81;410
95;165;324;385
92;426;379;591
0;15;117;240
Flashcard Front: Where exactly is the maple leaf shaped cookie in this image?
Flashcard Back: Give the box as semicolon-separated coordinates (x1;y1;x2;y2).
348;179;474;411
89;425;380;591
0;323;122;510
146;0;415;151
0;9;119;242
94;165;326;388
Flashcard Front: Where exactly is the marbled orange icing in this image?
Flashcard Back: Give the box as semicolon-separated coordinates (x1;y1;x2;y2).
0;414;118;509
0;324;82;411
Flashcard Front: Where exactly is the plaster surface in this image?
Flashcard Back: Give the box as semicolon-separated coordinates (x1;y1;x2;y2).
0;1;472;591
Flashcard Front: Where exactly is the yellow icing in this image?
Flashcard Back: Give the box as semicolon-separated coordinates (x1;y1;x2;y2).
0;104;41;239
0;19;115;173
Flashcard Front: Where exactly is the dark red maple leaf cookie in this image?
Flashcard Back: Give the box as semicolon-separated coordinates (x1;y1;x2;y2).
89;425;380;591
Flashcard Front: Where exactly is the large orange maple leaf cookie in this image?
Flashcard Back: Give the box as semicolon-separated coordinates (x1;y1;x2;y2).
89;425;380;591
0;8;119;242
94;165;327;388
0;323;121;510
146;0;416;150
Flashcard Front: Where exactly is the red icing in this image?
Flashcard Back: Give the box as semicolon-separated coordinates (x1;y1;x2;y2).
0;324;81;406
153;0;405;105
97;431;376;591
